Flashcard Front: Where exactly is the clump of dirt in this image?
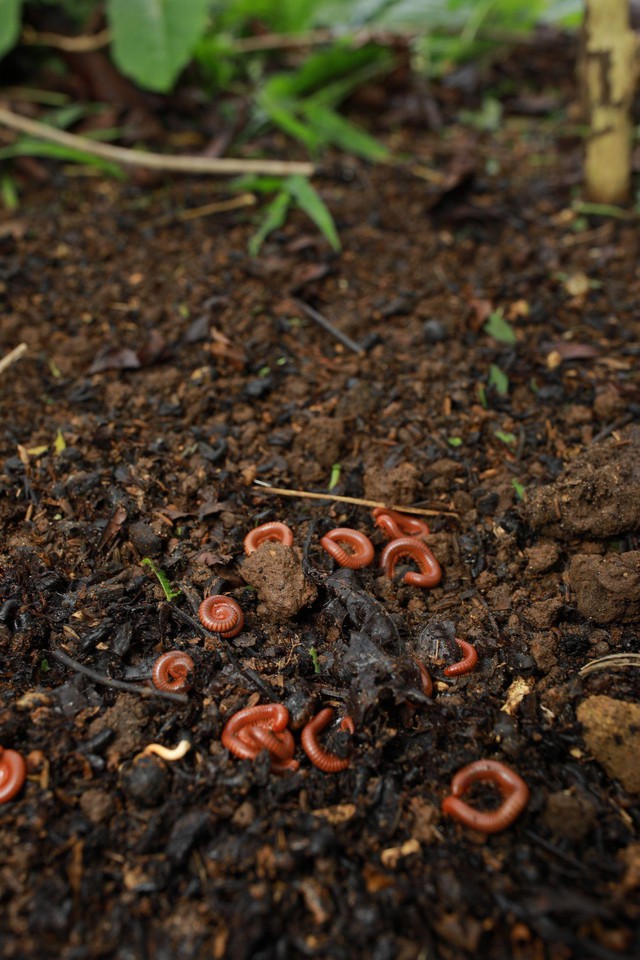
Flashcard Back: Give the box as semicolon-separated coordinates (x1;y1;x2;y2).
577;696;640;794
569;551;640;622
524;432;640;538
240;542;317;620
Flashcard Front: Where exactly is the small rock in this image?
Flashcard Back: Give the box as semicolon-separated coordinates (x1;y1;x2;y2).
121;755;169;806
241;542;317;621
522;597;563;629
363;461;420;504
129;522;163;557
80;788;114;824
423;319;448;343
577;696;640;794
524;542;561;575
569;552;640;623
529;632;558;672
542;789;596;842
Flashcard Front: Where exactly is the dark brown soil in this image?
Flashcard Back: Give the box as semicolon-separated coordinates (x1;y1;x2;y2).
1;41;639;960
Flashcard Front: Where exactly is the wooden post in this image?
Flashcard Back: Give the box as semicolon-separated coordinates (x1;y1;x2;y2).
582;0;636;204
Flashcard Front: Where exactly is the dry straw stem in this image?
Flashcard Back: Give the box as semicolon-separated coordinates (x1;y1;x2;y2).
579;653;640;678
252;481;458;517
0;342;27;376
0;106;315;177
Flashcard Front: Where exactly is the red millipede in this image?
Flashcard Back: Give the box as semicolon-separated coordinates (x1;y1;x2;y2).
372;508;430;541
244;521;294;555
0;747;26;804
222;704;296;771
443;638;478;677
320;528;375;569
414;659;434;697
441;759;529;833
198;595;244;637
380;536;442;588
301;708;353;773
151;650;195;692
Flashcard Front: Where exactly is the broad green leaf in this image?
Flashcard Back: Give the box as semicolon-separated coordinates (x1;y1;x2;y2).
249;191;291;256
0;138;124;176
483;309;516;345
285;176;340;251
109;0;210;93
300;103;388;162
0;0;23;58
488;363;509;396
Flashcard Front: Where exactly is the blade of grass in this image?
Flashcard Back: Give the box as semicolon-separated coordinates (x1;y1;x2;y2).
285;175;340;251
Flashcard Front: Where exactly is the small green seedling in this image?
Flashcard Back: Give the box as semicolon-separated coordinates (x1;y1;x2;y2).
141;557;182;601
488;364;509;396
329;463;341;490
484;309;516;345
309;647;321;674
495;430;517;447
512;479;526;501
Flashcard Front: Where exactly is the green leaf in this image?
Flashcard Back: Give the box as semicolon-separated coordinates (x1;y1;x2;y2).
109;0;210;93
328;463;341;490
484;309;516;345
494;430;517;447
0;0;23;59
249;190;291;256
309;646;321;674
0;138;124;176
447;436;463;448
0;173;19;211
141;557;182;601
512;479;526;501
299;102;388;162
488;364;509;396
261;97;323;153
284;175;340;251
477;382;488;409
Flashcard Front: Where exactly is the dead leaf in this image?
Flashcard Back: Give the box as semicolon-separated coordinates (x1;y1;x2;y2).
89;346;141;374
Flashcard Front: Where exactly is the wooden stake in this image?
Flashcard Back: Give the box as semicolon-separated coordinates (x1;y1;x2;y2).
582;0;637;204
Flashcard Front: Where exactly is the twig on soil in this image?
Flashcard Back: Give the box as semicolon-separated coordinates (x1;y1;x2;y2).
0;107;316;177
51;649;190;704
592;413;633;444
293;299;365;355
154;193;257;225
22;26;111;52
252;481;459;517
0;342;27;375
579;653;640;678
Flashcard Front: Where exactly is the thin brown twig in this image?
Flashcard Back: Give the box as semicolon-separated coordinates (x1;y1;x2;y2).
153;193;257;226
0;106;316;177
0;342;27;376
252;482;458;517
22;25;111;52
293;299;365;355
51;649;190;704
20;24;545;56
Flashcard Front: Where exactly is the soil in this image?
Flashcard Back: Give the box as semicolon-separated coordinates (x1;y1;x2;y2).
1;37;640;960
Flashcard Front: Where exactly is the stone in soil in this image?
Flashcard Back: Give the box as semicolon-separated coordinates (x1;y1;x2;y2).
577;696;640;794
524;431;640;539
240;542;317;621
569;551;640;623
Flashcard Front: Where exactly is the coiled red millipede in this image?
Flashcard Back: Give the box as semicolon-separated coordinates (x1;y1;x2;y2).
0;746;26;804
379;536;442;588
320;528;375;569
244;521;294;555
441;759;529;833
151;650;195;692
198;595;244;637
372;508;430;541
443;639;478;677
301;708;354;773
222;704;298;772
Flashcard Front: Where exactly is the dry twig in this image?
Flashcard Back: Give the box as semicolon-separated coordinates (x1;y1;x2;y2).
579;653;640;678
0;106;315;177
252;481;458;517
0;342;28;376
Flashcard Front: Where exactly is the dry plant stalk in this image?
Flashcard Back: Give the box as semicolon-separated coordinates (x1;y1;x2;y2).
582;0;637;203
